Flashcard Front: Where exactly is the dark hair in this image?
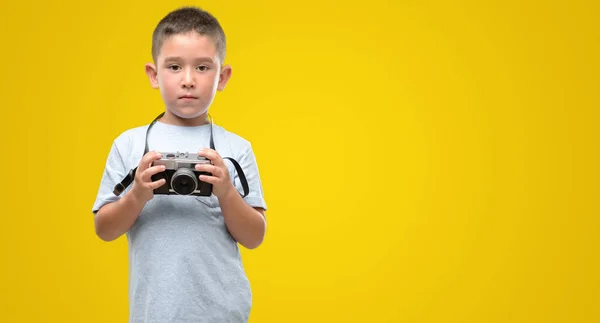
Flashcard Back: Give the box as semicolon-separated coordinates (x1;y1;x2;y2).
152;6;226;63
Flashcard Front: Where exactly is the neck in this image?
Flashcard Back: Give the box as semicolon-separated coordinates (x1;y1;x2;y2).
159;110;210;127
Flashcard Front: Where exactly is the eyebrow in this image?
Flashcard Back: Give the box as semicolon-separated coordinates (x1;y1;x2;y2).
163;56;215;64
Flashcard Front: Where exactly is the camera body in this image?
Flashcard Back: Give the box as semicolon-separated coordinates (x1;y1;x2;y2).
151;151;212;196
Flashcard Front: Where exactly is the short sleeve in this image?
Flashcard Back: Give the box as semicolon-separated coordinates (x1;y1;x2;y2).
231;143;267;211
91;139;129;214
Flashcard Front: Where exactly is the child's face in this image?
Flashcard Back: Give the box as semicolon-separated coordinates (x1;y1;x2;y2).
145;32;231;123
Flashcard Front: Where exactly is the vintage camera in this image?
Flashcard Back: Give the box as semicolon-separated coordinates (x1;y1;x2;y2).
151;151;213;196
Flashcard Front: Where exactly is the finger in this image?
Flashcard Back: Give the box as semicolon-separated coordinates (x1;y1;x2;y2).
195;163;221;176
139;151;162;172
198;149;225;167
142;164;166;182
149;178;167;189
199;174;218;184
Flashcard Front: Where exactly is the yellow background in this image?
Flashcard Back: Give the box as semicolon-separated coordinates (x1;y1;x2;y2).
0;0;598;322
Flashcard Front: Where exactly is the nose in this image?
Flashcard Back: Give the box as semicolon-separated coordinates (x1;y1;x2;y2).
181;68;195;88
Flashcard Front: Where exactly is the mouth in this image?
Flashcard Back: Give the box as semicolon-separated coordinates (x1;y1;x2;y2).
179;95;198;100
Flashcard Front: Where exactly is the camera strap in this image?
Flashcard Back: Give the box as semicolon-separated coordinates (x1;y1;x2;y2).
112;112;250;199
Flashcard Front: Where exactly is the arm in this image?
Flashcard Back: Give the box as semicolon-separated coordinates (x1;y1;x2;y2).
196;147;268;249
94;151;167;242
218;190;266;249
94;190;145;242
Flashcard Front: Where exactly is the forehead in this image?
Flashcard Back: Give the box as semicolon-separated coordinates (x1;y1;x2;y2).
157;32;218;62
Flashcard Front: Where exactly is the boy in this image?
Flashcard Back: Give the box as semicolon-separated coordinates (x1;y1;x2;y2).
91;6;267;323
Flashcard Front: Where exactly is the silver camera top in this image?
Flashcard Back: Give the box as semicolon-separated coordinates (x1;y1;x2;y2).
153;151;211;170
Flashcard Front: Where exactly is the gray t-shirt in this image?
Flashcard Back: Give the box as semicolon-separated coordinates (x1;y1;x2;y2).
92;121;267;323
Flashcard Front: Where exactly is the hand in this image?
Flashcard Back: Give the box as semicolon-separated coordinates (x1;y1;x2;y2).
196;148;235;199
130;151;166;203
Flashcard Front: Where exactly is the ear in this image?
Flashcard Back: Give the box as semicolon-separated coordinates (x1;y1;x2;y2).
145;63;159;89
217;64;232;91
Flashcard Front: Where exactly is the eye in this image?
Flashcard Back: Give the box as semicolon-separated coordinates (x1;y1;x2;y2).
168;65;181;71
197;65;209;72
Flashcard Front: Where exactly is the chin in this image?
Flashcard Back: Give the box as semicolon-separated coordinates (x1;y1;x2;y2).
169;107;208;119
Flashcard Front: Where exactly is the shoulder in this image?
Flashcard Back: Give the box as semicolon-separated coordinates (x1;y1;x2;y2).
114;124;149;144
104;125;150;164
110;124;149;149
213;124;253;156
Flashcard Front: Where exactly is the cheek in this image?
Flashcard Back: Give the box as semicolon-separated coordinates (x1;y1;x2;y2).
158;76;178;96
194;77;218;96
206;74;220;92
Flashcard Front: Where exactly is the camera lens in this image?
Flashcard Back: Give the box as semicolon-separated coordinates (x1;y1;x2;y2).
171;168;198;195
